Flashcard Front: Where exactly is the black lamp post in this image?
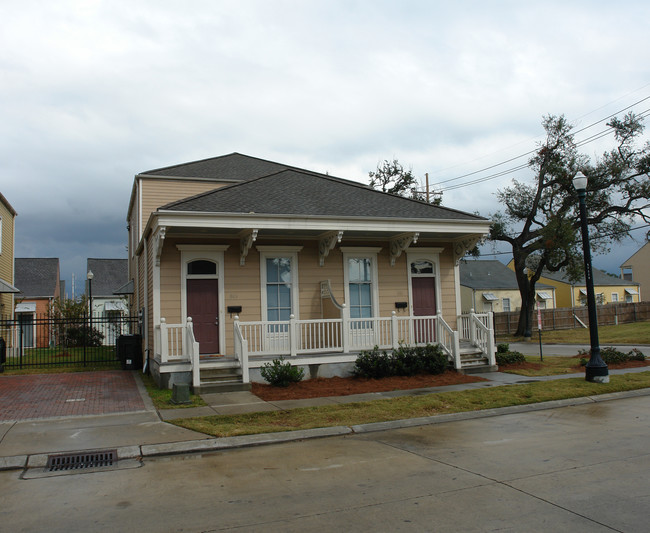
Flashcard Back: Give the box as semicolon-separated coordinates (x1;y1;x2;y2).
573;171;609;383
87;270;94;335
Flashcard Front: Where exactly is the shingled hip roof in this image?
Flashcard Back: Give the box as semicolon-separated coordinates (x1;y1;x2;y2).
159;169;486;221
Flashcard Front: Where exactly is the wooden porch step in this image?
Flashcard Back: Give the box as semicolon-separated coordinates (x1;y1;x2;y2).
197;365;251;394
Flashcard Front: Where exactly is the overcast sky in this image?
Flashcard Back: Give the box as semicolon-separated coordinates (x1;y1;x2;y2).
2;0;649;297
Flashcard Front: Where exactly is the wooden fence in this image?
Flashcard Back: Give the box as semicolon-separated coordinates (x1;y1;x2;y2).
493;301;650;336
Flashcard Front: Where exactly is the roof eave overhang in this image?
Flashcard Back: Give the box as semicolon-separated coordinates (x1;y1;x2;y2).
152;210;491;236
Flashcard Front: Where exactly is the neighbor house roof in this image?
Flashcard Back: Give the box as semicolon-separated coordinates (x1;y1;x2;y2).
87;259;129;297
541;267;639;287
160;169;486;222
0;192;17;216
14;258;60;298
461;260;554;290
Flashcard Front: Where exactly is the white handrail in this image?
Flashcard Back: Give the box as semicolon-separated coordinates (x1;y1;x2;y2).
233;316;250;383
437;314;461;369
185;317;201;390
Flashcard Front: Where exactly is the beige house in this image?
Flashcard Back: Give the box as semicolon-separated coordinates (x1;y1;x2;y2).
620;241;649;301
0;192;19;318
127;153;495;390
460;260;556;313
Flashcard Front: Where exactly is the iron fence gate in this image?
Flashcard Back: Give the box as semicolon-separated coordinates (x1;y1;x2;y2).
0;313;141;369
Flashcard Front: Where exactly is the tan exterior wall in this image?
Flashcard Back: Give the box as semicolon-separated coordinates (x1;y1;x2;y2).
153;239;464;356
0;198;16;316
621;242;650;301
571;285;640;307
139;179;227;238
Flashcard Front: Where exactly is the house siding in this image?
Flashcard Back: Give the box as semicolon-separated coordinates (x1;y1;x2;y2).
0;198;16;315
621;242;650;301
140;178;228;238
154;239;464;356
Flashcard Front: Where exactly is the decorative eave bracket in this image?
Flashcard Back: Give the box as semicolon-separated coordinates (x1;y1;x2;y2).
240;229;258;266
154;226;166;267
319;231;344;267
453;236;481;265
389;232;419;267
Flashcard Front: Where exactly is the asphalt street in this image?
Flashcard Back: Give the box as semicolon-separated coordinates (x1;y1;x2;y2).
2;392;649;532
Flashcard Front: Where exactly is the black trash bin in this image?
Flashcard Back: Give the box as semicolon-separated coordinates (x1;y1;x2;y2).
116;334;142;370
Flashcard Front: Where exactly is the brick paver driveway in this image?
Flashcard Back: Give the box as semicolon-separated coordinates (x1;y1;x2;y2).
0;371;147;421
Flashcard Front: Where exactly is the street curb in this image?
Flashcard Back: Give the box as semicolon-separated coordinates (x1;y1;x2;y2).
5;387;650;471
140;426;353;458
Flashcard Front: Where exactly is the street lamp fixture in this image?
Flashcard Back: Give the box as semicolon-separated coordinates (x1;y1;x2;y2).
573;172;609;383
87;270;94;334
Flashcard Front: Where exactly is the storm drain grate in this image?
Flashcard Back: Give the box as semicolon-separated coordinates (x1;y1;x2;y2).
46;450;117;472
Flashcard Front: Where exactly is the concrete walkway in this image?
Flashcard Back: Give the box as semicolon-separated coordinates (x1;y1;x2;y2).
1;363;650;471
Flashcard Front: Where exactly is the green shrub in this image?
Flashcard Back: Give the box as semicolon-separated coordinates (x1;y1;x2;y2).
260;357;305;387
579;347;646;366
353;344;448;379
495;350;526;366
353;346;393;379
497;343;510;354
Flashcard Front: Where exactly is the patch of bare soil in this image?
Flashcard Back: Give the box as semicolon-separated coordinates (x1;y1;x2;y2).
251;372;487;401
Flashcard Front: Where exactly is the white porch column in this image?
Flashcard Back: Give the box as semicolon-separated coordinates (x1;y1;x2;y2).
289;314;298;357
341;304;350;353
391;311;399;349
159;318;168;363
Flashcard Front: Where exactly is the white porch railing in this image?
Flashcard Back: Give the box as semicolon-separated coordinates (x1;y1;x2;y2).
154;309;496;387
235;312;444;358
458;309;496;366
155;318;187;362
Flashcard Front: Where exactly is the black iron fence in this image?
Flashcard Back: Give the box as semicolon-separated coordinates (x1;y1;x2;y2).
0;313;141;370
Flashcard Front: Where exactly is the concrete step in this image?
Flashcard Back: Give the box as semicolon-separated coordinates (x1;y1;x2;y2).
200;367;242;380
197;381;252;394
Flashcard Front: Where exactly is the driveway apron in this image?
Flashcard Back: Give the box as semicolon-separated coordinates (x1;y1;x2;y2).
0;371;146;421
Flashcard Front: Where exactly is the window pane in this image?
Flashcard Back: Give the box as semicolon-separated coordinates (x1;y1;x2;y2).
266;258;279;283
188;260;216;275
349;284;360;306
279;285;291;308
349;258;370;282
278;258;291;283
359;306;372;318
411;260;433;274
279;308;291;321
267;309;279;321
267;286;278;308
359;285;371;306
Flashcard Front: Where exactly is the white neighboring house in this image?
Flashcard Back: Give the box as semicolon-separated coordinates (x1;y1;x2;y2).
86;258;129;345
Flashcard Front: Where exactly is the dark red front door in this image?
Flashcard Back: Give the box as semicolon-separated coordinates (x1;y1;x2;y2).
187;278;219;354
412;277;437;343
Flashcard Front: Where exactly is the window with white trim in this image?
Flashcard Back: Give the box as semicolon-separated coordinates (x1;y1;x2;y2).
266;257;293;321
348;258;372;318
612;292;619;302
258;247;301;322
342;248;380;320
503;298;511;312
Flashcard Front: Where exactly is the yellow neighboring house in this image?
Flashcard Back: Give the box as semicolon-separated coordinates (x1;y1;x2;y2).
0;192;19;318
461;260;556;313
620;240;649;301
507;259;640;308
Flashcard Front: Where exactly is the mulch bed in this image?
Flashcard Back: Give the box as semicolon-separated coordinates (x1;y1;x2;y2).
251;372;487;401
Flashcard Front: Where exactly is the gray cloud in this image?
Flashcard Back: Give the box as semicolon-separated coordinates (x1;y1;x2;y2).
1;0;649;294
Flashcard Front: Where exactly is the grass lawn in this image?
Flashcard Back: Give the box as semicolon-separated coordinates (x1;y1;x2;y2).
170;372;650;437
497;320;650;344
140;373;206;409
501;355;584;376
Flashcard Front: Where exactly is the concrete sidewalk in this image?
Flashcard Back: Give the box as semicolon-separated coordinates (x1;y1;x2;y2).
2;365;650;471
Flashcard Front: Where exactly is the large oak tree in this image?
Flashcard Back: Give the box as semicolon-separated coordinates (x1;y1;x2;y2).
489;112;650;338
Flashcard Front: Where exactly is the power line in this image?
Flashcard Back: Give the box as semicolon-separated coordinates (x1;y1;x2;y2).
428;97;650;192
